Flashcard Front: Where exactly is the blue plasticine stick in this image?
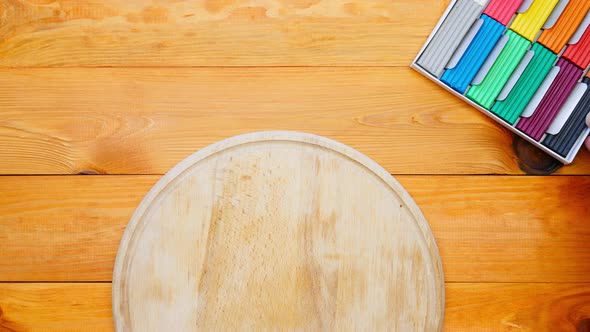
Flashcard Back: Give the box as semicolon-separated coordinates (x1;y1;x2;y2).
441;15;505;94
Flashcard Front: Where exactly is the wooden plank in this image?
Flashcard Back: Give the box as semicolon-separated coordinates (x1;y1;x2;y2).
1;175;589;282
0;0;445;67
444;283;590;331
0;283;112;332
0;176;154;282
2;67;589;175
1;283;589;331
407;175;590;284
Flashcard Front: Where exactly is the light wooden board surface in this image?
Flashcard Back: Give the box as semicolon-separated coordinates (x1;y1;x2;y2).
1;283;590;332
1;0;590;330
112;132;444;331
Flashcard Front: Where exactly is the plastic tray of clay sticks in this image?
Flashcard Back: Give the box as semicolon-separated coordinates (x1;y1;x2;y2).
411;0;590;164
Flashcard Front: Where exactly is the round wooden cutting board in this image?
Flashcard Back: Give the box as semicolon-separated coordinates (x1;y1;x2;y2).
112;131;444;331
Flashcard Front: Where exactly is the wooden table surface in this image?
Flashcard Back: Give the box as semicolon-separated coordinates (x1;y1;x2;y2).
1;0;589;331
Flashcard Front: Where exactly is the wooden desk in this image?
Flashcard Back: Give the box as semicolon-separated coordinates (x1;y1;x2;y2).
1;0;589;330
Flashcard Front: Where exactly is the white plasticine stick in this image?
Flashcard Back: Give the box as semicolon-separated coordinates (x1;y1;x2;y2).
521;66;560;117
497;50;535;101
546;82;588;134
517;0;534;13
446;18;485;70
471;33;509;86
543;0;571;29
567;11;590;45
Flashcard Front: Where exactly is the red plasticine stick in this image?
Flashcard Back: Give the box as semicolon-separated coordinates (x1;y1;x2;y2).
563;24;590;69
516;58;583;141
483;0;524;25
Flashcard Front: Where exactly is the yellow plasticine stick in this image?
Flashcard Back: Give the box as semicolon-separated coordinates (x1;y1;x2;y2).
510;0;560;41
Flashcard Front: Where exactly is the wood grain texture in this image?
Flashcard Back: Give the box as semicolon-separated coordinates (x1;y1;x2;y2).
445;283;590;331
1;67;589;175
112;132;444;331
2;0;588;329
1;283;589;331
0;0;447;67
0;175;150;282
1;175;589;283
0;283;113;332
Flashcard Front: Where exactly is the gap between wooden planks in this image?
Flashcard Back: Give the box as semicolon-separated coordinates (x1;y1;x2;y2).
0;0;446;67
1;175;589;283
0;282;589;332
1;67;589;175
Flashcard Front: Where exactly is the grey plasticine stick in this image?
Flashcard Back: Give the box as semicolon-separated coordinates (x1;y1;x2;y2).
416;0;487;78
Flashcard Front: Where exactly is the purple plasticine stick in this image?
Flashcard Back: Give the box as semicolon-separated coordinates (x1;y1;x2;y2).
516;58;583;141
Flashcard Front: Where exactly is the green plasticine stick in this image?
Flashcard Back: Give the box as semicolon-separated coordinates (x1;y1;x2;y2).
491;43;557;124
466;30;531;109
